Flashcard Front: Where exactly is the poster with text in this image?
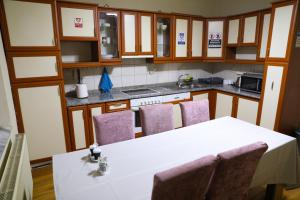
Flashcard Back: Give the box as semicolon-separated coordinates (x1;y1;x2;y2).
74;18;83;28
208;32;222;48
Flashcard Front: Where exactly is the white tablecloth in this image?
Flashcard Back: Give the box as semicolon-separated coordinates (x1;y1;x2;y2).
53;117;300;200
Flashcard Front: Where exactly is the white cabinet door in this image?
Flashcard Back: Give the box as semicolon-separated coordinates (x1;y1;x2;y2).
3;0;55;47
237;98;259;125
242;15;258;44
175;18;189;58
260;65;284;130
12;55;59;79
259;12;271;59
17;85;66;161
191;19;204;58
269;4;294;59
192;93;208;101
173;103;182;128
227;18;240;45
140;14;153;54
215;93;233;118
71;110;87;150
122;13;137;54
206;20;224;58
60;7;95;37
89;105;104;143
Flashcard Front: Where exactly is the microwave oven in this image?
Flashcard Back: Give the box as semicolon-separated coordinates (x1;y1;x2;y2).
240;73;263;94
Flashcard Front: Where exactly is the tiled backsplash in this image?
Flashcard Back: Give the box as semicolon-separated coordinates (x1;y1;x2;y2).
64;59;264;93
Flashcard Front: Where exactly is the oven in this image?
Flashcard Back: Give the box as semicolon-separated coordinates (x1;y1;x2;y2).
240;73;263;94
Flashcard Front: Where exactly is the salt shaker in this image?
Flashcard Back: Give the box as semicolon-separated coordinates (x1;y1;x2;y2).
98;157;108;174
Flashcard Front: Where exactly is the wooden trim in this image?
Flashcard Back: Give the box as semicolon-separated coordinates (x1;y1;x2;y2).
62;62;102;68
266;0;297;63
0;0;60;52
105;100;130;113
164;98;191;105
121;11;139;56
239;11;261;46
189;17;205;60
135;132;144;138
12;80;72;152
173;15;190;61
138;12;154;55
30;156;52;165
256;9;272;61
153;13;174;62
225;59;264;65
87;103;105;144
191;90;215;119
98;9;122;63
68;105;90;151
226;16;242;46
6;51;63;83
57;1;99;41
232;96;239;118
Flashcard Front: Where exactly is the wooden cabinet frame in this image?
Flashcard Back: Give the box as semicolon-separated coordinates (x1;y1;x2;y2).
57;1;99;41
87;103;105;144
226;15;242;47
138;12;154;55
266;0;297;63
189;17;205;60
239;11;261;46
105;100;130;113
0;0;60;51
191;90;215;119
153;13;174;63
68;105;90;150
6;51;63;83
257;9;272;61
173;15;190;61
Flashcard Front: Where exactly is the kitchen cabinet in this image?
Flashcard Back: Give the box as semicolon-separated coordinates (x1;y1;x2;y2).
58;2;98;40
99;9;121;63
174;16;189;60
215;93;233;118
257;10;271;60
105;100;130;113
259;65;284;130
154;14;173;62
1;0;59;51
205;19;225;60
227;17;241;46
68;106;90;150
236;97;259;125
267;1;296;62
173;103;183;128
7;51;62;83
12;81;70;161
240;12;260;45
87;103;105;144
190;17;204;59
121;12;153;56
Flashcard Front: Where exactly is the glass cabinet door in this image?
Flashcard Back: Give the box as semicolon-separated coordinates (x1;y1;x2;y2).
155;15;173;60
99;10;121;61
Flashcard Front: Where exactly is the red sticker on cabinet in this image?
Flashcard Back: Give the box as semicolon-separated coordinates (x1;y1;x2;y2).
74;18;83;28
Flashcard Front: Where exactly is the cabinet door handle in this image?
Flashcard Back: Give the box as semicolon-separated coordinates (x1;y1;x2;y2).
271;81;274;91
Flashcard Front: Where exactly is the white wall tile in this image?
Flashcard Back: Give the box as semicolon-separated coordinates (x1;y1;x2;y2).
122;66;135;76
122;75;135;87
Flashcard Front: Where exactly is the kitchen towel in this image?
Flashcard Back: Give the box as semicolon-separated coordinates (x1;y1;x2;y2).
99;67;113;93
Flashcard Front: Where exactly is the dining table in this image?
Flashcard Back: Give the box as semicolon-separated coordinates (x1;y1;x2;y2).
53;117;300;200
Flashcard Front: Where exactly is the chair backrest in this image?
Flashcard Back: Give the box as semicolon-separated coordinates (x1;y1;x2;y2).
140;104;174;136
151;155;219;200
93;110;135;145
206;142;268;200
180;99;210;127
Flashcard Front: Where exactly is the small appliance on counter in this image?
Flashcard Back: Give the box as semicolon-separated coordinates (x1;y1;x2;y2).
198;77;224;85
239;73;263;94
75;69;88;99
177;74;194;88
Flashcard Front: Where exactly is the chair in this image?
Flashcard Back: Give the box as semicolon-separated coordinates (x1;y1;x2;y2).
206;141;268;200
140;104;174;136
93;110;135;145
151;155;219;200
180;99;210;127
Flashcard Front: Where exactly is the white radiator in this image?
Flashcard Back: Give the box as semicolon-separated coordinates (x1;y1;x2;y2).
0;134;33;200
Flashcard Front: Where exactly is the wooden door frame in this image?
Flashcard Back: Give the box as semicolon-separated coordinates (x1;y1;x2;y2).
138;12;154;55
239;11;261;46
121;11;139;56
226;15;242;47
189;16;205;61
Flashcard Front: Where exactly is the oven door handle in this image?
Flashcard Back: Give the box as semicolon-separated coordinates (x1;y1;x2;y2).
131;107;140;112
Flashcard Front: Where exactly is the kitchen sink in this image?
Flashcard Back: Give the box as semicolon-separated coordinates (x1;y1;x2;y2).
122;88;159;96
162;84;207;91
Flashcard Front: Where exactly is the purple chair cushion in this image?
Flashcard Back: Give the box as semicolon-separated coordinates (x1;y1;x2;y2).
140;104;174;136
93;110;135;145
151;155;219;200
206;142;268;200
180;99;210;127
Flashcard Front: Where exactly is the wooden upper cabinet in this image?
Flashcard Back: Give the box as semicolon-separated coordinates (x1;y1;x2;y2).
257;10;271;60
240;12;260;45
174;16;189;60
267;1;296;62
121;11;153;56
154;14;173;62
1;0;59;51
227;17;241;46
190;17;204;59
99;9;121;62
57;2;98;40
205;19;225;59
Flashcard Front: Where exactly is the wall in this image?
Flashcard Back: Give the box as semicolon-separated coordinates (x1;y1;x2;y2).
63;0;215;16
0;29;17;133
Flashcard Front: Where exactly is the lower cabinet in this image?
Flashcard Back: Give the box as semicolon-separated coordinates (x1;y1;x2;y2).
13;81;69;161
237;97;259;125
87;103;105;144
215;93;233;118
172;103;183;128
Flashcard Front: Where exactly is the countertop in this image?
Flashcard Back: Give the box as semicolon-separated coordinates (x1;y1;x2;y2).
0;128;11;160
65;82;261;107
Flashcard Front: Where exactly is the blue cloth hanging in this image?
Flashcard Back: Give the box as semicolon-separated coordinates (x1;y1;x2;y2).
99;67;113;93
